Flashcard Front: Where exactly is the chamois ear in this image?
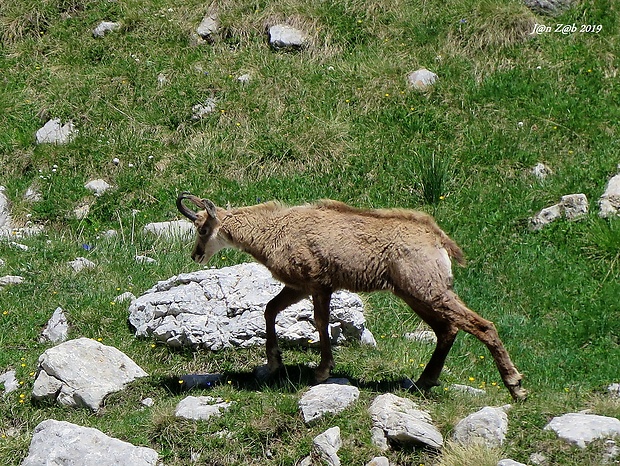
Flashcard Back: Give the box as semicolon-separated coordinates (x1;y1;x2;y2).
202;199;217;219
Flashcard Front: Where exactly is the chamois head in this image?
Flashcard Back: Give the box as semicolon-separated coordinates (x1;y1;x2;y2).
177;192;222;264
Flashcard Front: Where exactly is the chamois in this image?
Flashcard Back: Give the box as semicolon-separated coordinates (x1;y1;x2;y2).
177;193;526;401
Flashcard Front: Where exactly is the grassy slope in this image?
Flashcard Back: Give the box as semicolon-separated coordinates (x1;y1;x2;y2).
1;0;619;464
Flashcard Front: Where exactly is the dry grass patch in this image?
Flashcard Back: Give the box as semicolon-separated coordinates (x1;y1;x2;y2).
436;441;504;466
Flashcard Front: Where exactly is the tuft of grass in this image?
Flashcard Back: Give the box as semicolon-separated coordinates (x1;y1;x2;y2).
436;441;503;466
415;150;451;206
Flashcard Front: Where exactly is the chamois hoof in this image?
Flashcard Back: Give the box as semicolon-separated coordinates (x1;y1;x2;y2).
509;382;528;402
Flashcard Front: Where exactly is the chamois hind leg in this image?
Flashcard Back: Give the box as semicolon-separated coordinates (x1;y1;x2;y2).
312;290;334;383
414;321;459;390
439;291;526;401
263;286;307;376
399;294;459;391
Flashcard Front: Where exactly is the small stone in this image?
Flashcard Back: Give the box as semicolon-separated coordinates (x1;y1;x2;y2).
21;420;158;466
93;21;121;38
560;193;588;220
531;163;552;180
529;452;548;465
141;397;155;407
369;393;443;449
404;330;437;344
40;307;69;344
370;426;389;451
523;0;575;16
452;405;510;448
143;219;194;240
237;74;251;85
0;370;20;394
450;384;486;396
0;275;25;287
135;255;157;265
9;242;28;251
407;68;438;91
544;413;620;449
599;173;620;218
24;186;42;202
608;383;620;397
530;204;562;230
366;457;390;466
35;119;77;145
269;24;307;50
112;157;120;165
32;338;148;411
84;179;112;196
68;257;96;272
497;460;527;466
115;292;136;303
299;384;360;423
175;396;233;421
192;97;218;119
312;426;342;466
74;204;90;220
603;440;620;465
197;14;219;39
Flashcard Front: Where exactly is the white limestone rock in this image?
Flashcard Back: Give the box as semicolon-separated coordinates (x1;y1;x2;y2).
93;21;121;38
560;193;588;220
68;257;96;272
369;393;443;449
115;291;136;303
129;262;372;351
192;97;218;119
0;370;20;395
523;0;575;16
84;179;112;196
498;460;527;466
175;395;233;421
299;383;360;423
197;14;219;39
269;24;307;50
0;186;11;231
143;219;194;240
599;173;620;218
40;307;69;343
452;405;511;448
531;163;552;180
407;68;438;91
404;330;437;344
450;383;486;396
544;413;620;449
31;337;148;411
608;383;620;398
301;426;342;466
21;419;158;466
366;457;390;466
35;119;77;144
0;275;25;287
530;204;562;230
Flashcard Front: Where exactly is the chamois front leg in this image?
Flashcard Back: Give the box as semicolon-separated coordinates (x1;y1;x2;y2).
312;290;335;383
261;286;307;378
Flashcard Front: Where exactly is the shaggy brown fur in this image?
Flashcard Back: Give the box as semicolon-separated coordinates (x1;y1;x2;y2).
177;194;526;401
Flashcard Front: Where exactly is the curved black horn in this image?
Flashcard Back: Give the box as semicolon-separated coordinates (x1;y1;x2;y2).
176;192;199;221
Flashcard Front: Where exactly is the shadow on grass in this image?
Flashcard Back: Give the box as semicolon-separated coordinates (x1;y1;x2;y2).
161;364;438;399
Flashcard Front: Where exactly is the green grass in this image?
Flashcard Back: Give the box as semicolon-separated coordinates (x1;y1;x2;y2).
1;0;620;464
